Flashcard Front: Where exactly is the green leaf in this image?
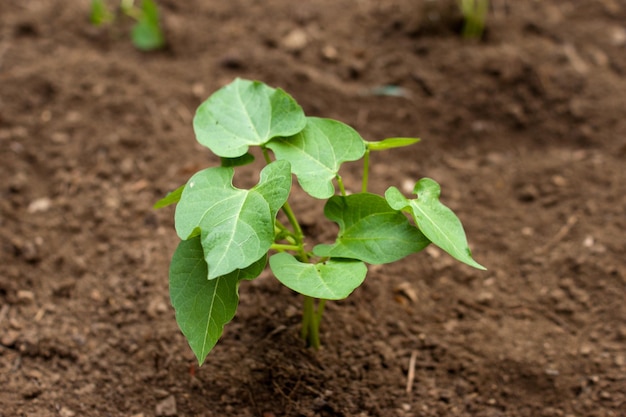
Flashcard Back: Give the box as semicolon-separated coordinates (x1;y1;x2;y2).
220;153;255;167
154;184;185;209
366;137;420;151
313;193;430;264
175;160;291;278
90;0;113;25
131;0;165;51
193;79;306;158
266;117;366;199
169;237;266;365
385;178;486;270
269;253;367;300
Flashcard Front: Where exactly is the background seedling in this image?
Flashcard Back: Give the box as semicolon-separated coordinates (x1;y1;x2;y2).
459;0;489;39
90;0;165;51
157;78;485;365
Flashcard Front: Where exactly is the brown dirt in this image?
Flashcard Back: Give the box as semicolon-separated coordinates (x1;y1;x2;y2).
1;1;625;416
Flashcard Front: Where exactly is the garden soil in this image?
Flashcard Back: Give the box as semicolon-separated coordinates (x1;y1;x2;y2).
1;1;625;416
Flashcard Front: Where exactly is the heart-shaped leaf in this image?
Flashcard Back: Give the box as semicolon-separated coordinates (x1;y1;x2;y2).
385;178;486;270
266;117;366;199
193;78;306;158
313;193;430;264
175;160;291;278
169;236;266;366
269;253;367;300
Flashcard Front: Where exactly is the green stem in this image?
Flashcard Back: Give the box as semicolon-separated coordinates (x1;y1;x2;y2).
461;0;487;39
275;220;289;233
362;148;370;193
282;201;305;245
261;146;324;349
275;220;297;244
315;299;327;325
270;243;301;252
336;175;347;197
261;147;273;164
302;296;321;349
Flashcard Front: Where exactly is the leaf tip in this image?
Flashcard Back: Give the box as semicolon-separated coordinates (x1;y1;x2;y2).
195;355;207;367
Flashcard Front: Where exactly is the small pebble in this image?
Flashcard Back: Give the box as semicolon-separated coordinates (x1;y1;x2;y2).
155;395;177;417
58;407;75;417
579;344;593;356
281;28;308;53
321;45;338;61
191;83;205;99
401;179;415;193
17;290;35;304
476;291;494;305
611;26;626;46
27;198;52;213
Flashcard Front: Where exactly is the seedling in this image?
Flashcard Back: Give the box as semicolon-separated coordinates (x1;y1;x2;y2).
156;78;485;365
459;0;489;39
90;0;165;51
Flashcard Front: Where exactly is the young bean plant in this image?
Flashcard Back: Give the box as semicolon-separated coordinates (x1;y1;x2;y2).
90;0;165;51
459;0;489;39
156;78;485;365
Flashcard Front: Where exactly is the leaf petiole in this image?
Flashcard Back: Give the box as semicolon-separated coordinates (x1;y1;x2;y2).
281;201;305;248
262;147;273;164
270;243;301;252
336;175;347;196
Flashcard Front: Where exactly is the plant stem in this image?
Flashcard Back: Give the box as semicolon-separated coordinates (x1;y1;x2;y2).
275;220;297;244
261;147;273;164
270;243;301;252
274;179;324;348
461;0;488;39
302;296;321;349
282;201;305;243
362;148;370;193
262;146;325;349
315;299;327;325
336;175;347;196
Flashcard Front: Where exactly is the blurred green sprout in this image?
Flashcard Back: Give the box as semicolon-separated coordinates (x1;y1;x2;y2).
460;0;488;39
90;0;165;51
